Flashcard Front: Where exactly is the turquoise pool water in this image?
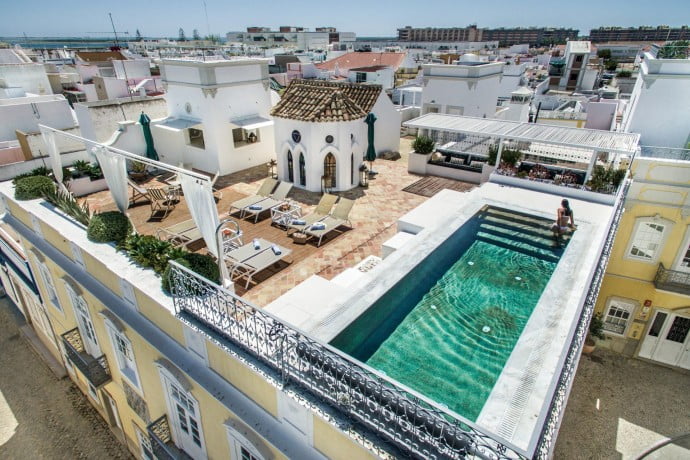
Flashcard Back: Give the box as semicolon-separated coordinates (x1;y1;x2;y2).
331;206;565;421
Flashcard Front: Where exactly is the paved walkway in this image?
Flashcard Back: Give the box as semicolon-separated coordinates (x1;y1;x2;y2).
0;298;132;460
555;348;690;459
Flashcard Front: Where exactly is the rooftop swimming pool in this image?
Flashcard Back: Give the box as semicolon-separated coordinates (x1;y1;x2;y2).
331;206;567;421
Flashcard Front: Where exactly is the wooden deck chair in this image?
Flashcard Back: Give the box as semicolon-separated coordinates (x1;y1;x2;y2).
128;178;149;204
147;187;177;219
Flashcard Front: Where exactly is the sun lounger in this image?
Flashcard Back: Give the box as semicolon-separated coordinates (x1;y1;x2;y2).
286;193;338;235
241;181;293;223
224;238;291;288
229;178;278;217
303;197;355;246
156;219;202;249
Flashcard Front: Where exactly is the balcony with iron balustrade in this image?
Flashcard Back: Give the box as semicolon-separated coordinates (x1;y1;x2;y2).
147;415;193;460
60;328;111;387
654;263;690;296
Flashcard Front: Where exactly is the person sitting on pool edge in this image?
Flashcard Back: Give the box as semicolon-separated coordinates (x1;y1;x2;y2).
551;199;576;236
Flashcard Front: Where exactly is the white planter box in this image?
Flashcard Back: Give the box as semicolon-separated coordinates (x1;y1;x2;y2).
408;152;432;174
67;176;108;197
481;164;495;184
489;173;616;205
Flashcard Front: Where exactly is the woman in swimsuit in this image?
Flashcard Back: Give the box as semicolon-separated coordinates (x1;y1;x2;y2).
552;199;575;236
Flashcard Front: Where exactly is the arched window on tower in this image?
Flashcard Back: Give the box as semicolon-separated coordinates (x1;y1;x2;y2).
298;153;306;186
324;152;336;189
287;151;294;183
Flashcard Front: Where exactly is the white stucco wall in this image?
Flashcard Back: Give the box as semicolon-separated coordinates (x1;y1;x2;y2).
274;119;365;192
421;63;502;118
0;95;76;141
74;97;167;143
370;94;402;155
624;55;690;148
159;59;275;174
0;64;52;96
347;68;395;90
113;59;151;80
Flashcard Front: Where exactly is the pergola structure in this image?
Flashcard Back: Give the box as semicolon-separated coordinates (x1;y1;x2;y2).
37;124;238;288
404;114;641;183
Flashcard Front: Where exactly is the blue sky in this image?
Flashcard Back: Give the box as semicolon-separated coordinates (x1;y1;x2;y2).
1;0;687;38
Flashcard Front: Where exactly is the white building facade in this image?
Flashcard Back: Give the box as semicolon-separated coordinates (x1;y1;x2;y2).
420;57;503;118
558;41;594;91
0;94;76;142
146;59;276;174
623;52;690;148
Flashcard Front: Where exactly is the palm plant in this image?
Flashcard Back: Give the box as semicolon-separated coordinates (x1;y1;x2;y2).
42;184;92;226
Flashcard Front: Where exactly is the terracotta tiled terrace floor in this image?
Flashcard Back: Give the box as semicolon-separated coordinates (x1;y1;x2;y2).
84;143;474;307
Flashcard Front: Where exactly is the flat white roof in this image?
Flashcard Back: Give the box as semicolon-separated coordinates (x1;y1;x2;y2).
155;117;202;131
230;115;274;130
404;114;641;154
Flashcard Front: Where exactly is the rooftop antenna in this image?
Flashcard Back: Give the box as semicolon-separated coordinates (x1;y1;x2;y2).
203;1;211;36
109;12;120;48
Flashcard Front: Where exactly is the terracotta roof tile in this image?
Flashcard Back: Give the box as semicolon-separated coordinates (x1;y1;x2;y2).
271;79;382;123
315;52;406;72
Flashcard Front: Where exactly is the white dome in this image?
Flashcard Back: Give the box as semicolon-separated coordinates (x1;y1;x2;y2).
458;53;479;63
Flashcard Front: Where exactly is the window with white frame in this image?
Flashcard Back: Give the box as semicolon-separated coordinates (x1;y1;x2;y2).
35;258;61;312
134;424;155;460
602;298;636;335
105;321;141;390
627;219;668;262
87;381;100;403
64;282;101;357
674;226;690;272
226;424;264;460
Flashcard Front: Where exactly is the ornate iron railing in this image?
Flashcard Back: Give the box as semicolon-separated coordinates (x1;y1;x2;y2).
654;264;690;296
147;415;193;460
61;327;111;387
169;262;526;460
533;178;631;459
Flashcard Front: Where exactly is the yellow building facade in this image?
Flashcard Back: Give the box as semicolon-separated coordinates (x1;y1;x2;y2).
594;152;690;370
0;187;382;460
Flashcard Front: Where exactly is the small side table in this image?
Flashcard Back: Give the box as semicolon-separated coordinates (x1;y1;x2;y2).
271;202;301;229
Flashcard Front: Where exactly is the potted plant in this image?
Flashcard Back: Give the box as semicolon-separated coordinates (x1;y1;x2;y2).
129;160;148;180
583;312;606;355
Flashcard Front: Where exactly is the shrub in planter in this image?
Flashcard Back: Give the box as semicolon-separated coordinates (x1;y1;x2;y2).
87;211;132;244
488;146;522;167
88;164;103;180
411;136;435;154
15;175;55;200
162;252;220;294
120;234;186;274
12;166;51;184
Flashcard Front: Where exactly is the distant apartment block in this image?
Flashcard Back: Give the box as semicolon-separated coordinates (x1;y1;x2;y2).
483;27;579;47
589;25;689;43
397;25;578;46
397;25;483;42
226;26;355;50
